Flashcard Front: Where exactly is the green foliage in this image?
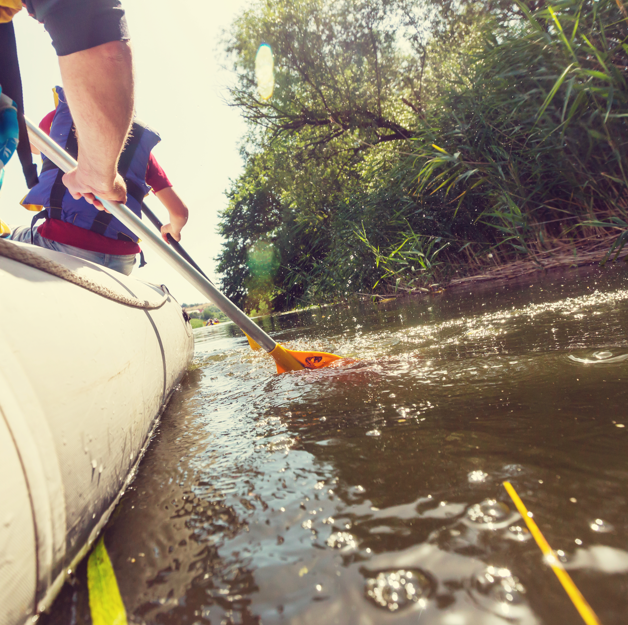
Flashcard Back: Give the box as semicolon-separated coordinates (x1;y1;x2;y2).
190;318;205;329
200;304;228;321
219;0;628;309
249;299;272;317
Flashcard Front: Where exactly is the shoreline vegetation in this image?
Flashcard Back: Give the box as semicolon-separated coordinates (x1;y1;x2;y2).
183;303;229;329
217;0;628;314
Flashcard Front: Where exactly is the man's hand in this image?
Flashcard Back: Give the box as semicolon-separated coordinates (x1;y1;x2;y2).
161;222;182;244
62;167;127;211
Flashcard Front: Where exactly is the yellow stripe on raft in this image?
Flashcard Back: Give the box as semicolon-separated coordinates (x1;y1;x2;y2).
87;537;128;625
502;482;601;625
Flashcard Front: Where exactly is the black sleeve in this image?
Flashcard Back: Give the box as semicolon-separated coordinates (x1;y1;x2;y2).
0;22;38;187
24;0;130;56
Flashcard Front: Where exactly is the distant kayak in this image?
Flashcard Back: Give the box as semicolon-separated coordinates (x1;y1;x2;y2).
0;239;193;624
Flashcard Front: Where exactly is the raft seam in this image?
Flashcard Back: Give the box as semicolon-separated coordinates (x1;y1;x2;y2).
105;273;168;404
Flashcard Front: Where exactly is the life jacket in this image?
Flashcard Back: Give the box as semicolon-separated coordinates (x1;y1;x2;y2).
22;86;160;244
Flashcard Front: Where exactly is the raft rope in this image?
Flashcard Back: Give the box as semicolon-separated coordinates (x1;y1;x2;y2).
0;238;168;310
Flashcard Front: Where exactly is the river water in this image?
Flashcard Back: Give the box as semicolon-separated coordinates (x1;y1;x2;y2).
45;265;628;624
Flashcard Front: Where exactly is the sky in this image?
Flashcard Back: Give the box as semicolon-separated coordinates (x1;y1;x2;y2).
2;0;250;305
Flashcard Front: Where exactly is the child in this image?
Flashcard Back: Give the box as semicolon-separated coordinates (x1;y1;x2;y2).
7;86;189;275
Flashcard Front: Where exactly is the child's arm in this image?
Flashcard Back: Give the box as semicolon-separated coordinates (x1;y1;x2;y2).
155;186;189;243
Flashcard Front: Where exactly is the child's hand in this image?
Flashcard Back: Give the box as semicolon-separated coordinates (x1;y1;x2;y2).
161;222;182;244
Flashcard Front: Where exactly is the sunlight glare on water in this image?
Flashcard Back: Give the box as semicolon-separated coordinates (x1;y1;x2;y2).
42;266;628;624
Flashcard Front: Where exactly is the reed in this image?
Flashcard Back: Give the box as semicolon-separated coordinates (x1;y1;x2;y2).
220;0;628;309
357;0;628;292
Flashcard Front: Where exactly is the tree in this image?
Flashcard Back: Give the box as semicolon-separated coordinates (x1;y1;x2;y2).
219;0;628;309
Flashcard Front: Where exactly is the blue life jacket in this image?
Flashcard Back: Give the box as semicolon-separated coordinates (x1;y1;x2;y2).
22;86;160;244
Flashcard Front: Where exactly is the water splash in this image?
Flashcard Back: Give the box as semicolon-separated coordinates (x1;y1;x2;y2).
466;499;513;526
468;470;488;483
326;531;356;550
365;569;432;612
506;524;532;542
469;566;527;616
590;518;614;533
569;351;628;364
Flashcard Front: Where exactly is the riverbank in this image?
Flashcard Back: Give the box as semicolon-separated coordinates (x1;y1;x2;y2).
364;233;627;301
217;0;628;315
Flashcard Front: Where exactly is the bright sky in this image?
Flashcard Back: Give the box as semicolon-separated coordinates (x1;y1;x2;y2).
2;0;249;305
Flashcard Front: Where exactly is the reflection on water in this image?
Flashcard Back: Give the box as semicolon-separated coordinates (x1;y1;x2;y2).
43;266;628;624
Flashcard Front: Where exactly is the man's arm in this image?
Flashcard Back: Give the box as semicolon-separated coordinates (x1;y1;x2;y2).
155;187;189;243
59;40;133;209
27;0;134;209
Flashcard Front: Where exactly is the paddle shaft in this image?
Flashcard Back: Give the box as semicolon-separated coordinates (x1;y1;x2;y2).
26;117;278;353
139;200;210;281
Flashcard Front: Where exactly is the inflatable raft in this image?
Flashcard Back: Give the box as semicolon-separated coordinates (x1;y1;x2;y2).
0;239;194;625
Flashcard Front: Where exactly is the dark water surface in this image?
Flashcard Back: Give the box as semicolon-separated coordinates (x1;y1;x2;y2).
46;266;628;624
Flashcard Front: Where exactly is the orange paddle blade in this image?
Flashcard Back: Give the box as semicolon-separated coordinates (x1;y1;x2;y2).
270;344;342;374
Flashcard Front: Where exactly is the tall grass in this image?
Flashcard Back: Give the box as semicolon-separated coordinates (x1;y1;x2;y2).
221;0;628;309
344;0;628;293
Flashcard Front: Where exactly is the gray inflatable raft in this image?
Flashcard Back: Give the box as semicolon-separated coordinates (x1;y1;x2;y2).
0;240;194;624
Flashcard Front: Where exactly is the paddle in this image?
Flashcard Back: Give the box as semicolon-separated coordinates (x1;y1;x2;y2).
140;200;210;280
25;117;342;374
141;201;263;350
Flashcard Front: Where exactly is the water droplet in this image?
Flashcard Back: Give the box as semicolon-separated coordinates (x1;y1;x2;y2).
355;485;365;493
506;525;531;542
468;470;488;483
326;531;356;550
365;569;432;612
590;518;614;533
466;499;511;525
469;566;526;615
366;429;381;437
302;519;313;530
91;459;97;469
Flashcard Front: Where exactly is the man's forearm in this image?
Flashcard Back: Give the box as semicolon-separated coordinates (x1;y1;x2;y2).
59;40;133;189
